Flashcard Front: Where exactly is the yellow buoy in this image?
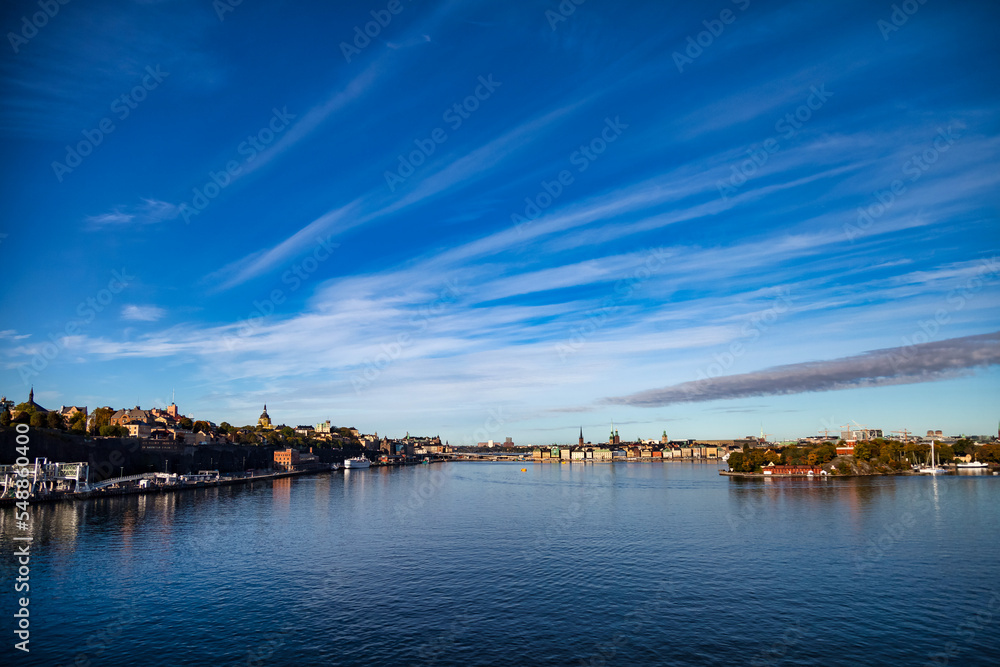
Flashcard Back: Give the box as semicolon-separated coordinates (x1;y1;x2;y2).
521;468;527;472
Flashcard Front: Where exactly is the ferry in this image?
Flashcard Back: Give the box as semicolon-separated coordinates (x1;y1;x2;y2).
956;461;988;469
344;457;371;469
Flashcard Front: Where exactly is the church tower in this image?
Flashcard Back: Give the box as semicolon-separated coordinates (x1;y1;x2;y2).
258;405;273;430
579;427;584;447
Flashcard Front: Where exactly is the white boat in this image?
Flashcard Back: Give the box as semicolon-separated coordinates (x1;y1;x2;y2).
957;461;988;469
917;440;947;474
344;457;371;469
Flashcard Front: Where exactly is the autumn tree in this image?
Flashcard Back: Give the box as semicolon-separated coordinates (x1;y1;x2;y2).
853;441;873;461
91;407;114;434
46;410;65;430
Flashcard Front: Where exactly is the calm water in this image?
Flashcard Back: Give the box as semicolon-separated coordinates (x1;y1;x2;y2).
2;462;999;666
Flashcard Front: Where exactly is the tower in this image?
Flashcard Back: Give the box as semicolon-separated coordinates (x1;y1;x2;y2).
258;405;272;430
579;427;584;447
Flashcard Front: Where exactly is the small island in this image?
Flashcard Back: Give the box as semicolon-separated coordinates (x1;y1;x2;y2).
723;438;998;477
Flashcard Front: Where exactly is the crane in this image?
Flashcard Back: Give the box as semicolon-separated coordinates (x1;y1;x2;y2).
891;429;911;443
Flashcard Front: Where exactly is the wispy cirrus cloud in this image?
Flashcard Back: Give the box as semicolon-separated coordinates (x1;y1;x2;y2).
605;331;1000;407
121;305;166;322
86;198;181;229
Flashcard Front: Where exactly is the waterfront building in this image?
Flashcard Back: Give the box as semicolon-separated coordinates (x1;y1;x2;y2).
762;464;825;476
273;448;300;471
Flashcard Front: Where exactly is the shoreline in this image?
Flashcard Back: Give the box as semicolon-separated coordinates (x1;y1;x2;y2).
1;465;334;506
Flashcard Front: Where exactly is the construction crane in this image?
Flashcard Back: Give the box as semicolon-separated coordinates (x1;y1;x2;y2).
891;429;911;443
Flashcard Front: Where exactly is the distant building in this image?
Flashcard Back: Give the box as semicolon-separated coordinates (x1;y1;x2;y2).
126;422;152;439
258;405;274;430
20;388;49;414
111;407;154;427
840;428;883;442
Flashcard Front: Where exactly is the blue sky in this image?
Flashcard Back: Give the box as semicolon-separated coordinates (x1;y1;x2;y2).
1;0;998;444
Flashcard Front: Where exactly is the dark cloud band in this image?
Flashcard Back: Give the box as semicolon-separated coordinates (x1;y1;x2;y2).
606;331;1000;407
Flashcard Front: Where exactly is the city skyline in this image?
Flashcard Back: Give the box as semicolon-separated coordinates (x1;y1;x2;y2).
2;0;998;445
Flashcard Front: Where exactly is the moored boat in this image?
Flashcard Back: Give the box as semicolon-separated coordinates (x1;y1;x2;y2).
956;461;988;469
344;457;371;469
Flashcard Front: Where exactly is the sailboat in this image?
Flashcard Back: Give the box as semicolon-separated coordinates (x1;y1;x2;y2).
918;440;947;474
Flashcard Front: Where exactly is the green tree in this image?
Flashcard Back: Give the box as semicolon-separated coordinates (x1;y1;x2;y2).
13;402;35;416
30;412;45;428
280;426;295;438
192;420;210;433
91;407;113;434
46;410;65;430
69;412;87;433
853;441;873;461
952;438;974;457
934;443;955;463
878;440;902;463
178;417;193;430
219;422;233;434
0;409;10;428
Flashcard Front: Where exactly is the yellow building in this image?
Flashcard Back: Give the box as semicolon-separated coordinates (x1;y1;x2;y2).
258;405;274;430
